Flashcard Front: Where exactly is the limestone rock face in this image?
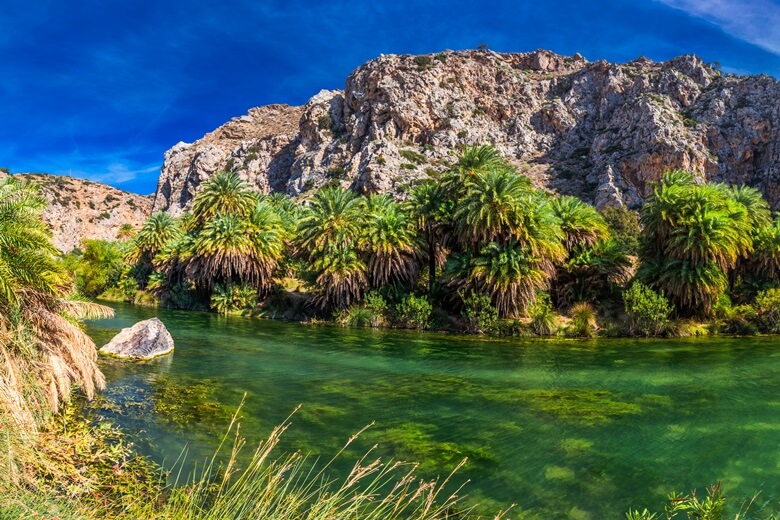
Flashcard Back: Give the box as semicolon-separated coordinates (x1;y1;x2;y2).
100;318;174;360
16;173;152;252
153;104;303;216
151;49;780;211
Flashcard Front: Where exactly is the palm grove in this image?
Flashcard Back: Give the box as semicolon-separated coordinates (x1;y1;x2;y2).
70;146;780;337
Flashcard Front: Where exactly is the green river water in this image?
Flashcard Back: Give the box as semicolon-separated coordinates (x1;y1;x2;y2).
85;302;779;519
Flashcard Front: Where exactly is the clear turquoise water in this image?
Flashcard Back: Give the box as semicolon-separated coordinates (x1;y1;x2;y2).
85;302;780;519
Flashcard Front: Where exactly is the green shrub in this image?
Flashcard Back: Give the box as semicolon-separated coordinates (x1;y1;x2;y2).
413;55;433;71
317;114;334;132
754;288;780;333
364;291;388;327
118;276;139;303
461;291;498;334
63;239;125;297
568;302;597;337
712;296;758;335
399;149;427;165
395;294;432;329
626;483;729;520
210;283;258;315
530;295;557;336
134;290;159;307
623;282;671;337
341;306;372;327
600;205;641;255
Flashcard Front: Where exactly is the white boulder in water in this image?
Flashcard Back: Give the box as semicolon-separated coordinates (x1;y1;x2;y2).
100;318;174;360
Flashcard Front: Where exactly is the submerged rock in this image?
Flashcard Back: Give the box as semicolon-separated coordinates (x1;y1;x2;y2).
100;318;174;360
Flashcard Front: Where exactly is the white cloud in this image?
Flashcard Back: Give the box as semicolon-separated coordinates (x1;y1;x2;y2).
658;0;780;55
87;163;161;186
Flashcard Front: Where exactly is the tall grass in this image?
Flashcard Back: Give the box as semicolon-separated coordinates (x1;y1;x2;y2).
1;401;512;519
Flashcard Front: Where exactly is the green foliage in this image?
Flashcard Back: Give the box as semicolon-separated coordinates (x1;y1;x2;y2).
191;171;258;225
395;294;433;329
363;291;388;326
317;114;335;132
340;305;373;327
530;294;557;336
399;149;427;164
623;282;672;337
116;222;135;240
568;302;597;337
600;205;641;255
339;291;388;327
413;54;433;70
362;194;420;290
210;282;258;315
556;238;632;307
461;291;498;333
552;196;610;253
714;301;757;335
626;483;730;520
66;239;126;297
753;288;780;334
129;212;181;266
639;171;756;316
118;275;139;303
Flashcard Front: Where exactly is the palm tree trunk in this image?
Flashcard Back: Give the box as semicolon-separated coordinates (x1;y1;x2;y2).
428;232;436;295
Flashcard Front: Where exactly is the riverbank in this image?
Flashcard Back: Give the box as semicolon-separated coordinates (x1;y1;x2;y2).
98;285;780;341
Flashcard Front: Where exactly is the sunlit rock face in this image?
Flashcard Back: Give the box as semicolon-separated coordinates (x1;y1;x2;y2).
15;173;152;252
152;49;780;212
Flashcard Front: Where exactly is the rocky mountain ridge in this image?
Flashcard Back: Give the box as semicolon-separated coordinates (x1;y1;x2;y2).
151;49;780;214
12;173;152;252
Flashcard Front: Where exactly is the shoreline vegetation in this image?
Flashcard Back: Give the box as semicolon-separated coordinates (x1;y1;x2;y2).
69;145;780;340
1;150;779;518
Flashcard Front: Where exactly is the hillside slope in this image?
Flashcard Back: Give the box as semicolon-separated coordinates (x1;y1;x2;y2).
15;173;152;252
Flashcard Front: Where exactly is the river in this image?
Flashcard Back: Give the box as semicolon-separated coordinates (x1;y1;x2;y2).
85;302;780;518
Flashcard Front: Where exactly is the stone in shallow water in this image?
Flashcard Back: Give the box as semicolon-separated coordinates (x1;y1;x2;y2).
100;318;174;360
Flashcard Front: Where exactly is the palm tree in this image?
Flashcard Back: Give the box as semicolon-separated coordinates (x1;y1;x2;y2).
731;185;771;230
469;240;548;317
191;171;259;225
0;177;110;428
296;186;365;254
186;205;284;295
511;192;566;276
640;170;756;315
129;212;181;263
441;144;512;207
453;166;532;247
735;218;780;297
296;186;368;310
312;246;367;310
555;238;633;307
361;194;420;290
450;144;507;174
116;223;136;241
406;180;451;294
552;196;610;253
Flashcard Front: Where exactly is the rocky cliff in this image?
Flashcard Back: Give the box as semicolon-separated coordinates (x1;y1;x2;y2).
152;49;780;214
17;173;152;252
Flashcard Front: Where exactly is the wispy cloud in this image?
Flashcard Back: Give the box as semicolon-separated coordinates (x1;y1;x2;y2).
657;0;780;56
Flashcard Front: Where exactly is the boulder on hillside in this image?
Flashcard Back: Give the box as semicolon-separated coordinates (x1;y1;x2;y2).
100;318;174;360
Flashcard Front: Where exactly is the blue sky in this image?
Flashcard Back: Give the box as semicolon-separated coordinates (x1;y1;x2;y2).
2;0;780;195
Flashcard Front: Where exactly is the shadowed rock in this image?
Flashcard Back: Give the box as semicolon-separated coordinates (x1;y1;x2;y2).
100;318;174;360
